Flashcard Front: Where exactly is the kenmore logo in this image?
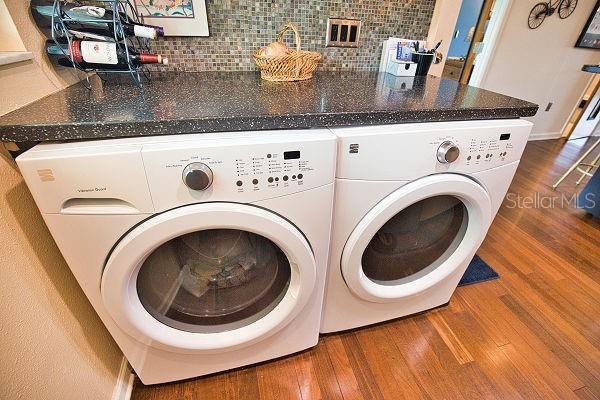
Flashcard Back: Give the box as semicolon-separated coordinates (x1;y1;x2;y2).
37;169;55;182
349;144;359;154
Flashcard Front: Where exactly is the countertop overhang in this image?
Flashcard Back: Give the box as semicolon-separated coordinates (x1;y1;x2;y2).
0;71;538;143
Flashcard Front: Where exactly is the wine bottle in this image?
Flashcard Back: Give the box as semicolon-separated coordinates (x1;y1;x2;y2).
31;0;164;40
46;39;168;70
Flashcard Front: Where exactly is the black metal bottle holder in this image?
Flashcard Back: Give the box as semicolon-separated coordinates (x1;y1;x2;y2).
50;0;151;88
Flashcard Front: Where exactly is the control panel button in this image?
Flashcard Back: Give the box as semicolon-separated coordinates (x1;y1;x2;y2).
268;177;274;183
283;175;289;181
297;173;303;179
182;162;213;191
252;178;259;185
236;180;243;187
436;141;460;164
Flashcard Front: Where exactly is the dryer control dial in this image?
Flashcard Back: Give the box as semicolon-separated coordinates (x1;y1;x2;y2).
182;162;213;191
437;141;460;164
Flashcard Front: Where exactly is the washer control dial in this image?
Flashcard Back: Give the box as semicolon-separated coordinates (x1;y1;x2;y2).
437;141;460;164
182;162;213;191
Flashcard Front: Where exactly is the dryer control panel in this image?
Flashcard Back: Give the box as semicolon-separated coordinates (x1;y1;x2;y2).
464;132;516;166
332;119;533;181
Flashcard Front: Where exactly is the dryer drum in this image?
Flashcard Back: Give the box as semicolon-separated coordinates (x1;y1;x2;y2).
136;229;292;333
361;195;468;283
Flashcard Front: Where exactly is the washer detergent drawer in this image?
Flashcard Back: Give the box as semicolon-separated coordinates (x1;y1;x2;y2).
16;144;153;214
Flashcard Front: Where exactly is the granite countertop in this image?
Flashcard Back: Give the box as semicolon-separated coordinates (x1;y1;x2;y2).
0;71;538;142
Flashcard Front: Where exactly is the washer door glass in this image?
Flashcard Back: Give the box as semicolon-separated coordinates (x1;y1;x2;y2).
361;195;467;285
137;229;291;334
101;202;316;352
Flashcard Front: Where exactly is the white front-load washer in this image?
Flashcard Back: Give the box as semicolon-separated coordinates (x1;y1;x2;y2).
320;119;533;333
16;129;337;384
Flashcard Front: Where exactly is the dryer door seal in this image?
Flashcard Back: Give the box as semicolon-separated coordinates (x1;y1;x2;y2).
101;202;316;353
341;174;492;303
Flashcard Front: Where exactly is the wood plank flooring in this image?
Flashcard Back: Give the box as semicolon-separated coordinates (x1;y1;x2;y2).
132;138;600;400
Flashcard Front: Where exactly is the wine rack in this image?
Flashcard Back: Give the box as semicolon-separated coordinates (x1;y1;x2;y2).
49;0;151;87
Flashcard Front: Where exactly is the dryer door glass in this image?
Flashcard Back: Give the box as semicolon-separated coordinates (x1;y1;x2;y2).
361;195;468;284
136;229;291;333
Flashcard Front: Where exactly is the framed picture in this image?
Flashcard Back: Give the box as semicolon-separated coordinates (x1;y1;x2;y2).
575;0;600;49
134;0;209;36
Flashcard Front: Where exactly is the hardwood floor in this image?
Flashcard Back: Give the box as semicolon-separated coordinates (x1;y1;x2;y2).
132;138;600;400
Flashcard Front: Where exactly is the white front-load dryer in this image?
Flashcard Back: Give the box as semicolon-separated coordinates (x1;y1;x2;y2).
17;129;337;384
321;119;533;333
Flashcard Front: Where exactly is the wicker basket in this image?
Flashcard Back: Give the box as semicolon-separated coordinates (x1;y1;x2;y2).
253;23;321;82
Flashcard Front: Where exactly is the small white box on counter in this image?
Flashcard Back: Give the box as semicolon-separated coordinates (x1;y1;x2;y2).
384;49;416;77
378;37;424;72
386;58;417;77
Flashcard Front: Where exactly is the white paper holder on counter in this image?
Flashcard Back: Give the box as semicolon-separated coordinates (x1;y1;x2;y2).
385;54;417;77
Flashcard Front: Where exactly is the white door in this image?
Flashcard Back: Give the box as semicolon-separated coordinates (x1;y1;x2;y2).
570;88;600;140
101;203;316;353
341;174;492;303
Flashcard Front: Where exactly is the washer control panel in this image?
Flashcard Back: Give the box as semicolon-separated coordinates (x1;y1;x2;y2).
232;151;310;191
141;131;336;212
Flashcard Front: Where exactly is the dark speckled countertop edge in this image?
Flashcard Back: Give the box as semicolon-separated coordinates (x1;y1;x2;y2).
0;71;539;143
0;107;538;143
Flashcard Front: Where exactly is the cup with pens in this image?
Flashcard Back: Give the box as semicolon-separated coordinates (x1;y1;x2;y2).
411;40;442;76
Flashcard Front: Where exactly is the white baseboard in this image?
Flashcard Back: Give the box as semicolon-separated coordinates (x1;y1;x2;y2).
112;357;135;400
528;132;563;141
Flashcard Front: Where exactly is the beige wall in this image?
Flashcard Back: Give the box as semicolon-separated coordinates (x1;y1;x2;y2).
0;0;26;52
0;3;123;400
0;0;79;115
479;0;599;139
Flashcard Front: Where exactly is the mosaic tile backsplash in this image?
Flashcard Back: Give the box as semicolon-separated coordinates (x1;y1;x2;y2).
150;0;437;72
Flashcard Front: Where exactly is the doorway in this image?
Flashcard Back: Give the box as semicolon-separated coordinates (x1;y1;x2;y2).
443;0;492;83
441;0;514;86
562;74;600;140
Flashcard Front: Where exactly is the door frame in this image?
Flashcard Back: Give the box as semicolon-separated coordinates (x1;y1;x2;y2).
460;0;496;84
429;0;513;86
468;0;514;87
562;74;600;139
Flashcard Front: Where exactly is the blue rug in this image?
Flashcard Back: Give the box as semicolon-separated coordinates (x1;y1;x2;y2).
458;255;499;286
